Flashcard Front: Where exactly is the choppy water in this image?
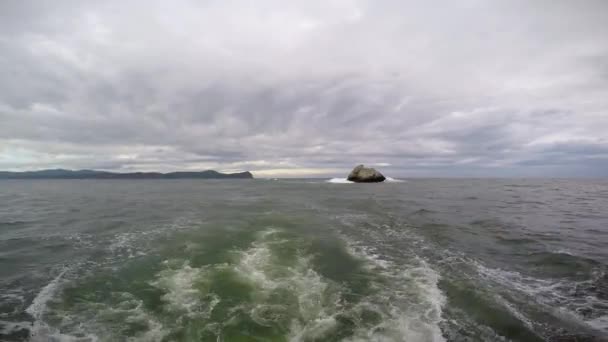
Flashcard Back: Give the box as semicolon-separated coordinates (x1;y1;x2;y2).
1;179;607;341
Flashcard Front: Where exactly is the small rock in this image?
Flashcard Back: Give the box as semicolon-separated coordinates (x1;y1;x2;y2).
347;165;386;183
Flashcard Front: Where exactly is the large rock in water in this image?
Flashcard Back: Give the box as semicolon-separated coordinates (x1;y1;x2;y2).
347;165;386;183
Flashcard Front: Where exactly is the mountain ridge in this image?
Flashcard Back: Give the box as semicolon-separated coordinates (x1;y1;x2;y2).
0;169;254;179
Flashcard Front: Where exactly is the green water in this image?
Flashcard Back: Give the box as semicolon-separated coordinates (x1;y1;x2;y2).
1;179;607;341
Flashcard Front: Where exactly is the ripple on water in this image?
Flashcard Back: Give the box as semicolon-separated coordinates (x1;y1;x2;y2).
474;259;608;337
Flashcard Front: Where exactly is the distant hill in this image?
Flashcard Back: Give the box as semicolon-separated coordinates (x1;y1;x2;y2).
0;169;254;179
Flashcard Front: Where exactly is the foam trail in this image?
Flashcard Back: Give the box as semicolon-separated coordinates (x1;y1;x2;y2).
475;261;608;334
27;269;64;341
26;269;99;342
26;269;67;320
231;229;342;340
343;240;446;342
152;262;220;318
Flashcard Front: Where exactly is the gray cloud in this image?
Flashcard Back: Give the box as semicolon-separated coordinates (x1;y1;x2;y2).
1;0;607;177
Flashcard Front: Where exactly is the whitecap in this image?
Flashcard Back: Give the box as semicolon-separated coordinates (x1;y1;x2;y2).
326;178;353;184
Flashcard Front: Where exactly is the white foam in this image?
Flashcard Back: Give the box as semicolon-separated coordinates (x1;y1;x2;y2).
289;316;338;341
588;315;608;331
236;242;276;288
151;262;220;318
130;227;449;341
26;269;67;320
343;241;446;342
495;295;536;331
474;261;608;333
551;248;576;256
119;302;166;342
153;263;204;314
229;229;345;340
107;217;195;259
385;177;406;183
26;267;170;342
108;232;137;257
475;262;559;296
235;230;332;323
26;269;100;342
238;225;448;341
61;291;165;342
327;178;353;184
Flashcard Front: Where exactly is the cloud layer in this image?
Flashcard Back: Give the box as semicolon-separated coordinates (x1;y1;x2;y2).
1;0;607;177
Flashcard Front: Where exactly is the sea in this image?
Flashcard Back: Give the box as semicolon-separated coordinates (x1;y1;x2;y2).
0;178;607;341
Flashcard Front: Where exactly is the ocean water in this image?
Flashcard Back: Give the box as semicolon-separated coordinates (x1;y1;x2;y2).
1;179;607;342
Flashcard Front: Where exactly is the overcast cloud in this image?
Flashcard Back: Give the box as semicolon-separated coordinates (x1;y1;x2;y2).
1;0;607;177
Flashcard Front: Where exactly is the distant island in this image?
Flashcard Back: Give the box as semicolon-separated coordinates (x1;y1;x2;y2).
0;169;254;179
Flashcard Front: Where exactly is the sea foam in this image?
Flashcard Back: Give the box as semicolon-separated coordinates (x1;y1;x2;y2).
326;177;405;183
474;261;608;333
327;178;353;184
343;240;447;342
26;269;100;342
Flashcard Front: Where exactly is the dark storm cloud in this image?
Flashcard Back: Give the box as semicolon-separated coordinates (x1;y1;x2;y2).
1;0;607;176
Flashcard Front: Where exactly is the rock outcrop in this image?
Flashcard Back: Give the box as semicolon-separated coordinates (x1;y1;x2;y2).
347;165;386;183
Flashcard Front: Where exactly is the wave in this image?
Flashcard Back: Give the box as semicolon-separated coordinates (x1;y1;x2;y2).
234;230;337;337
238;229;445;341
474;261;608;334
0;220;30;227
137;228;340;340
25;268;100;342
7;218;205;342
343;239;446;342
331;208;606;340
18;224;441;341
106;217;195;259
26;269;67;321
0;320;31;337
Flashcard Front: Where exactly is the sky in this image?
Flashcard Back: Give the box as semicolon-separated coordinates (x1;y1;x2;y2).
1;0;607;177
